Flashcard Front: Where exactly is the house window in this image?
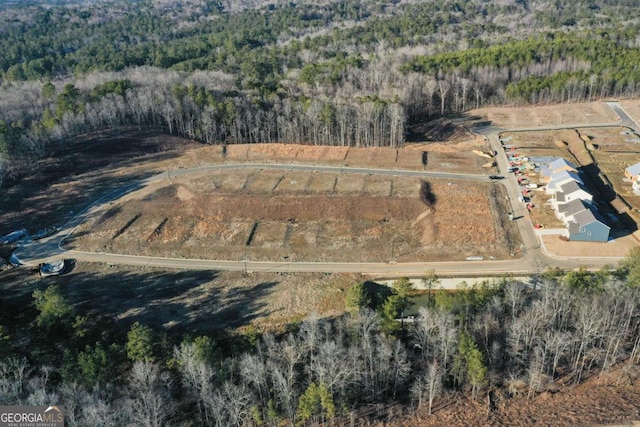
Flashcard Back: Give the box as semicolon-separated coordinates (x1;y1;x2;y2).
580;227;585;233
587;231;592;236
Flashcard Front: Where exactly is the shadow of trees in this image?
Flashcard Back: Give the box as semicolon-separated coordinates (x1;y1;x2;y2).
1;129;196;234
0;266;278;356
362;281;394;310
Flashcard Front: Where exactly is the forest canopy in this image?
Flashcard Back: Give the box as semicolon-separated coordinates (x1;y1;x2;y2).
2;0;640;180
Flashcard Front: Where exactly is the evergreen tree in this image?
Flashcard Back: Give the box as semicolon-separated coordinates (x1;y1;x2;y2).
32;285;74;331
126;322;155;362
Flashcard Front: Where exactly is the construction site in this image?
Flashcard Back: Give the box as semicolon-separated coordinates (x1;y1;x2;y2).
496;126;640;247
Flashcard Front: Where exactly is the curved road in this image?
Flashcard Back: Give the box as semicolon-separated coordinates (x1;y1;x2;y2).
13;103;638;276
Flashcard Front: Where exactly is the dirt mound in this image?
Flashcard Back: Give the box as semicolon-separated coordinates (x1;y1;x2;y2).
176;185;195;201
555;139;568;148
554;129;593;166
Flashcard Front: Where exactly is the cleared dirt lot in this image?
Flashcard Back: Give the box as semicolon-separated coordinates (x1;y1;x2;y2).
469;101;619;129
69;169;517;262
0;130;489;235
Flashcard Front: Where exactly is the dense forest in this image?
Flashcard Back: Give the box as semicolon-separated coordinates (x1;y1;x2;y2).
3;0;640;184
2;252;640;425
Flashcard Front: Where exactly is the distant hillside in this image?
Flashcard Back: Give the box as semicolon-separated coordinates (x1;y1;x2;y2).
1;0;640;179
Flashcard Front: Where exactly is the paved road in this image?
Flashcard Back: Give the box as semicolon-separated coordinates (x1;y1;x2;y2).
606;102;640;134
41;250;617;276
12;103;636;276
169;162;488;181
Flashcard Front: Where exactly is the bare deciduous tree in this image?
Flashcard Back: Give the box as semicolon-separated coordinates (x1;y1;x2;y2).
207;381;253;427
174;342;215;424
412;360;443;415
125;361;174;427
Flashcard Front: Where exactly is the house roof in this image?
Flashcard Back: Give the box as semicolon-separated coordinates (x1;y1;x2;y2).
548;158;578;173
625;162;640;177
568;210;609;235
567;220;581;234
547;180;560;191
572;208;610;229
549;170;583;186
558;180;591;198
558;199;588;217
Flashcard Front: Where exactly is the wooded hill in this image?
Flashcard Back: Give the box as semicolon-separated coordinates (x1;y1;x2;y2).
2;0;640;185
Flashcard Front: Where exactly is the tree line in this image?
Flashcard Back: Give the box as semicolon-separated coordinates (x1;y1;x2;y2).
0;67;406;164
2;250;640;425
3;0;640;184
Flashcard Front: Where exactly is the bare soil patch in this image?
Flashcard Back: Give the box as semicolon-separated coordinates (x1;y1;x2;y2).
425;151;488;173
528;189;565;229
221;141;490;173
541;233;640;258
469;102;618;129
69;171;513;262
